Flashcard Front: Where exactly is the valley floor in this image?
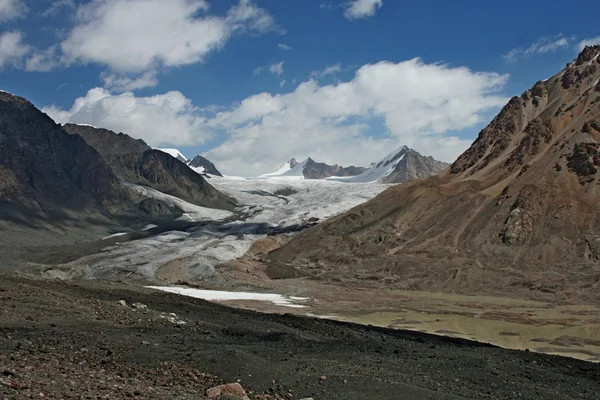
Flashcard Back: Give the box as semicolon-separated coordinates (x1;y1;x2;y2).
1;270;600;400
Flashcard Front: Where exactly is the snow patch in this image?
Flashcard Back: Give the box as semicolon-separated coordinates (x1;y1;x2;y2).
103;232;128;240
142;224;158;231
155;148;188;162
146;286;309;308
75;123;98;128
125;183;233;222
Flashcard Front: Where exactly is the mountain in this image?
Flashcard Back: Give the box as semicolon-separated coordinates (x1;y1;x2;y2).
0;91;129;248
267;46;600;303
303;158;366;179
156;148;187;163
261;157;366;179
187;154;223;177
63;124;235;211
337;146;449;183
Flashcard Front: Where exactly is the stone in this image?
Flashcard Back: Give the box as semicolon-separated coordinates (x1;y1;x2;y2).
205;383;249;400
131;302;148;310
117;300;127;306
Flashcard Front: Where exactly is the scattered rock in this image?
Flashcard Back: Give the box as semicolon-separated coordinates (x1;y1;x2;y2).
206;382;249;400
131;302;148;310
117;300;127;306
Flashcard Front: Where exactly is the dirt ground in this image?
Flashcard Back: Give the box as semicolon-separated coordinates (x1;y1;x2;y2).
1;270;600;400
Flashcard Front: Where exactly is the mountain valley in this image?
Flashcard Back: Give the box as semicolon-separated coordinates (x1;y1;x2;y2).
2;42;600;399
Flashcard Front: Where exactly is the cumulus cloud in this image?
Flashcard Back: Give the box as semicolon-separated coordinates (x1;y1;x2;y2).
43;88;211;147
24;0;279;88
0;0;25;21
503;35;571;62
46;58;508;176
0;31;29;69
205;58;508;175
344;0;383;20
577;36;600;51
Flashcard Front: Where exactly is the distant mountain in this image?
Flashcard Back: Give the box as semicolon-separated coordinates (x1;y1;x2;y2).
261;157;366;179
333;146;449;183
63;124;235;211
268;46;600;303
187;154;223;177
156;148;187;163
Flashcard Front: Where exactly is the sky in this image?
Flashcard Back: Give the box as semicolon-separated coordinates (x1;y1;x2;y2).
1;0;600;176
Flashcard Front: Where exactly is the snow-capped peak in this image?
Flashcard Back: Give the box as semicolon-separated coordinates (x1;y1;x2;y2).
155;148;188;163
330;146;410;183
259;158;308;179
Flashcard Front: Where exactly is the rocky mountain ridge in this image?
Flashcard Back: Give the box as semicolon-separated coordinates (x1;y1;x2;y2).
187;154;223;177
339;146;449;183
63;124;235;211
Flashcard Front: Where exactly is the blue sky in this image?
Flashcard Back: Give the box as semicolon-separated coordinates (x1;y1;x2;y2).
1;0;599;175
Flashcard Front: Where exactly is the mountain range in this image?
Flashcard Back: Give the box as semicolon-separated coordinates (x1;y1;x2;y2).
262;150;448;182
267;45;600;303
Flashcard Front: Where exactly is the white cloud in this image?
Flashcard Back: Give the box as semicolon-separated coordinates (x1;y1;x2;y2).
42;88;211;147
279;80;286;87
0;0;25;21
268;61;284;76
0;31;29;69
577;36;600;51
311;63;342;78
503;35;571;62
344;0;383;20
47;58;508;176
101;70;159;91
59;0;279;73
42;0;76;18
25;45;60;72
277;43;293;51
205;58;508;175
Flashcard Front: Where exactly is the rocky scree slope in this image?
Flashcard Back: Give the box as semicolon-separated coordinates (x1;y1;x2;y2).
63;124;235;211
268;46;600;304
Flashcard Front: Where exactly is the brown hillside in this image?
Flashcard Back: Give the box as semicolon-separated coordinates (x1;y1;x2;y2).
268;46;600;304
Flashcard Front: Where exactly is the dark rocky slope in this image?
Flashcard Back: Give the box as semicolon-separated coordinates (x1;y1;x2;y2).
0;92;130;248
268;46;600;304
63;124;235;210
187;154;223;177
